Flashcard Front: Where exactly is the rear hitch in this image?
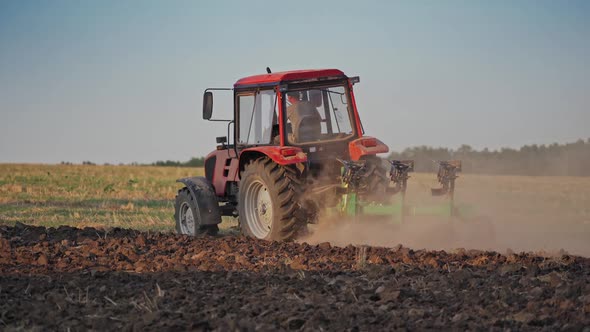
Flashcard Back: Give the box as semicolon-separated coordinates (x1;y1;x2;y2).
337;158;368;190
336;159;369;216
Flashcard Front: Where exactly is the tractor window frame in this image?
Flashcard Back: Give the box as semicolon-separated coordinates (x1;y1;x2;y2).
281;79;358;146
234;88;278;148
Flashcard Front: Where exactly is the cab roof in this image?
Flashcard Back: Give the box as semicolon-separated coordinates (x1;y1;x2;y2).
234;69;346;88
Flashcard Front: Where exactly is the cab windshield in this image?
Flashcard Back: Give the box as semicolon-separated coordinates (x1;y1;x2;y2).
284;84;355;144
235;84;356;147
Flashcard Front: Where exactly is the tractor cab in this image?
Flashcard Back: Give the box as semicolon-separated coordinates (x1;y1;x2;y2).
204;69;387;153
231;69;359;149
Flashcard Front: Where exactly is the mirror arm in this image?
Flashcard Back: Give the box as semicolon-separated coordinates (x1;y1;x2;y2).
203;87;233;120
207;119;233;122
205;88;233;92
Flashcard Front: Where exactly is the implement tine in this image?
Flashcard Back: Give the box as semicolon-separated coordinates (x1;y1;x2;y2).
431;160;461;197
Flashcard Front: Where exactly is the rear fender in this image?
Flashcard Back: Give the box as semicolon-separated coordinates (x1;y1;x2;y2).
239;146;307;176
348;136;389;161
176;176;221;225
205;148;239;197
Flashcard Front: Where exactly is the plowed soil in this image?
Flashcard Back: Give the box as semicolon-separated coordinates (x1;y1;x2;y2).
1;223;589;331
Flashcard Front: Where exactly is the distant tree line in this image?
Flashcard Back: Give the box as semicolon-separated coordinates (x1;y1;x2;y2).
149;157;205;168
62;138;590;176
60;158;205;167
387;138;590;176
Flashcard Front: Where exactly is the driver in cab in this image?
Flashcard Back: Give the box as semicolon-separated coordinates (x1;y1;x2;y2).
286;91;322;143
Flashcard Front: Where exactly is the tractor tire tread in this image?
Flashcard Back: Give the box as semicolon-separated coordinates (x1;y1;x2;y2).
239;157;305;241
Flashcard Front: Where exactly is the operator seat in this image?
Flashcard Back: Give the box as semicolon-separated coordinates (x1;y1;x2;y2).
294;114;321;142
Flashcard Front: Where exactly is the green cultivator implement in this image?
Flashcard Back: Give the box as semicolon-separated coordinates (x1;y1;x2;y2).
337;159;473;223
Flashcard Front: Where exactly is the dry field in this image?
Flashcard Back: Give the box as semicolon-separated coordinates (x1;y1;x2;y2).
0;164;200;231
1;164;590;330
1;163;588;255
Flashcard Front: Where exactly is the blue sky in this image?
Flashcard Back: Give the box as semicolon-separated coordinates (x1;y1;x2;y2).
0;0;588;163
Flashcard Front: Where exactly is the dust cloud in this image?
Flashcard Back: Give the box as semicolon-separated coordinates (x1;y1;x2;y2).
299;173;590;257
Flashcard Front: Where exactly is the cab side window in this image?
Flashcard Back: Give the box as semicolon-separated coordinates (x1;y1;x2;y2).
238;90;277;145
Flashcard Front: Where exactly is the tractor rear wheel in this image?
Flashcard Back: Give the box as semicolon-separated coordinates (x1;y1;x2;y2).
239;157;305;241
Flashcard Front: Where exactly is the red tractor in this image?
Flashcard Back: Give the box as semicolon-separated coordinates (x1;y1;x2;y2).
174;68;391;241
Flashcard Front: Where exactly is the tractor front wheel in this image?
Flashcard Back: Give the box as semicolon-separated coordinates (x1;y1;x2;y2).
174;188;219;236
239;158;305;241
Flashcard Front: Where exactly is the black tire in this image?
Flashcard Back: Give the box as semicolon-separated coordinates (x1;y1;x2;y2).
174;187;219;236
238;157;305;241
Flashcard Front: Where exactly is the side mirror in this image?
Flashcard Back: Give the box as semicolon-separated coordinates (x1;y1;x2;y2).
216;136;227;144
203;91;213;120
